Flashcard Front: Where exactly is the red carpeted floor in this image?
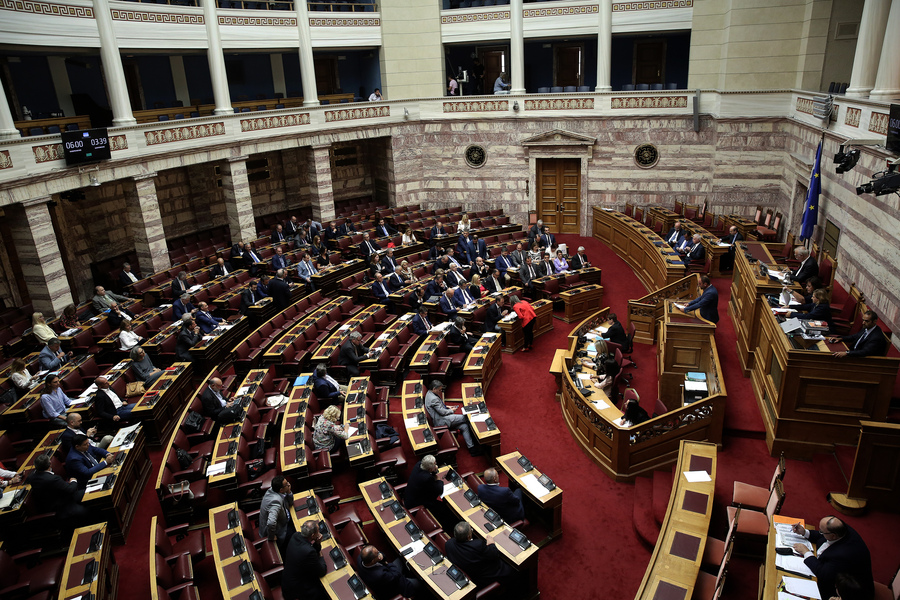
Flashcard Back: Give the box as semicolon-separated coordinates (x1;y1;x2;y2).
115;233;900;600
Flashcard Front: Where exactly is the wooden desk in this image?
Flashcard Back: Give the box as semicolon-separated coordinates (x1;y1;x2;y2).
680;220;731;278
399;379;438;458
559;283;604;323
721;214;759;240
437;465;540;600
459;383;501;459
279;377;313;479
496;451;563;541
592;208;686;291
58;523;118;600
0;354;95;430
497;299;552;353
634;440;716;600
359;477;477;600
647;206;680;234
131;362;193;447
728;242;799;376
190;317;251;374
262;298;345;364
309;306;381;364
409;329;451;374
462;334;502;393
750;302;900;459
760;517;814;600
627;274;699;345
343;377;376;470
288;490;375;600
208;503;266;599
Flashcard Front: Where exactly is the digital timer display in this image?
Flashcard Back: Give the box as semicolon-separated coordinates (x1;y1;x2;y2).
60;128;112;166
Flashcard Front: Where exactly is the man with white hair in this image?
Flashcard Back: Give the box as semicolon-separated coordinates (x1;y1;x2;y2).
446;262;466;288
682;234;705;267
570;246;591;270
339;331;372;377
790;246;819;284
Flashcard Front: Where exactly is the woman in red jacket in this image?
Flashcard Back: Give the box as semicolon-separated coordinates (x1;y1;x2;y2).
510;294;536;352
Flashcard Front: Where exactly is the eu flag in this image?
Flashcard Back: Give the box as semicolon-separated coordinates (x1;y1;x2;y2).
800;141;822;241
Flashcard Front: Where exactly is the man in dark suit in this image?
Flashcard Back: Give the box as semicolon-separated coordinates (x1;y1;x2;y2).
425;274;447;300
339;220;357;236
439;288;458;319
268;269;292;309
539;226;556;250
282;522;328;600
339;331;371;377
408;287;426;314
357;544;423;600
445;522;517;590
446;246;468;268
494;248;514;282
65;434;113;488
404;455;444;516
484;269;504;294
359;232;380;258
457;233;475;264
371;273;393;312
171;271;189;299
485;295;507;335
570;246;591;270
230;242;246;260
519;256;539;298
26;454;90;525
195;301;223;334
664;222;686;247
452;284;476;309
324;222;341;247
176;315;202;362
528;220;543;245
538;253;554;277
472;257;490;280
284;216;300;237
790;246;819;285
447;317;476;353
602;313;628;347
244;243;265;276
718;226;743;271
257;275;270;298
173;293;196;321
386;270;405;293
212;257;232;278
682;276;719;323
59;412;113;456
477;467;524;523
105;302;135;329
791;517;874;600
380;248;398;274
239;284;260;315
471;234;488;261
200;377;242;424
312;364;345;407
119;261;139;288
446;264;467;289
375;218;396;239
94;376;135;426
411;307;433;337
830;310;889;358
682;234;706;267
430;220;447;240
271;224;287;244
271;247;290;271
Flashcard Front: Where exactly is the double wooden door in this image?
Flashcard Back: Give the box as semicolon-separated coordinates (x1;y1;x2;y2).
537;158;580;234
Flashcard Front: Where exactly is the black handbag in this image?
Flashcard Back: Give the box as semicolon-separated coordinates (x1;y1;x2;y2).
246;459;265;480
175;447;193;469
183;411;204;433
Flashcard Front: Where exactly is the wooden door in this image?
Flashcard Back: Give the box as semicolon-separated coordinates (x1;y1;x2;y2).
314;56;339;96
122;60;145;111
633;40;666;85
537;158;580;234
554;44;582;88
480;48;507;92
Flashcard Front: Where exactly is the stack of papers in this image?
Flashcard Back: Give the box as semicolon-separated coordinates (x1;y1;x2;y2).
591;398;611;410
683;471;712;483
206;462;229;477
84;476;108;494
400;539;426;557
79;384;98;398
110;423;141;449
775;554;814;577
440;482;457;498
62;327;80;337
781;576;821;599
0;492;16;510
521;473;552;498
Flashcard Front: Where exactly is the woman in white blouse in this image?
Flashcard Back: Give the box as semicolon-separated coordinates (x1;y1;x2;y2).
31;312;56;345
401;226;416;246
118;320;143;351
9;358;35;396
457;213;471;234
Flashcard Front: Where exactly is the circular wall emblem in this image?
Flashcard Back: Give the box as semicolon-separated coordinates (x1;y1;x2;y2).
634;143;660;169
465;145;487;168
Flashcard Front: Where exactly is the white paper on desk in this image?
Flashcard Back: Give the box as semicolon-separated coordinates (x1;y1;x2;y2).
612;417;627;428
238;386;251;395
776;554;814;578
79;384;98;398
435;321;452;331
378;334;389;340
683;470;712;483
84;476;107;494
782;576;822;599
576;373;592;380
440;482;457;498
206;462;229;477
772;307;792;314
717;242;732;247
0;491;15;510
113;362;128;371
345;426;358;438
188;285;202;292
592;326;610;334
62;327;80;337
158;304;172;308
502;314;517;322
69;397;90;406
400;539;426;558
520;473;551;498
398;313;414;321
201;336;214;341
403;417;420;428
470;413;492;423
110;423;141;449
780;317;802;334
592;398;611;410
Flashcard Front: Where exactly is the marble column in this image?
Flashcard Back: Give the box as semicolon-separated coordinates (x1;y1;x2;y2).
846;0;891;98
0;63;20;140
9;200;73;316
169;56;192;108
509;0;525;95
221;157;257;244
201;0;233;115
48;57;76;117
92;0;136;126
595;0;612;91
870;0;900;100
307;145;336;223
125;175;171;277
294;0;319;106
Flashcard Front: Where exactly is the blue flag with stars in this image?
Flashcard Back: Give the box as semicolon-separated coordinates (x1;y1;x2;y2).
800;141;822;241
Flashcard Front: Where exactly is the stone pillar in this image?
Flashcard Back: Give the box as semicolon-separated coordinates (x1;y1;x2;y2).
271;54;287;100
221;157;257;244
846;0;891;98
870;0;900;100
169;56;192;108
201;0;233;115
9;200;74;316
48;57;76;117
307;145;336;223
294;0;319;106
0;73;18;140
125;175;171;277
595;0;612;91
92;0;136;126
509;0;525;95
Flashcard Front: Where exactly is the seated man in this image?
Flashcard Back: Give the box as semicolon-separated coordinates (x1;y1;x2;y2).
472;257;490;280
175;315;202;362
59;412;114;455
282;521;328;600
212;257;232;278
240;284;261;315
65;434;113;488
172;293;196;321
271;224;287;244
386;270;405;293
94;376;136;427
519;257;539;298
371;273;393;312
494;248;514;282
570;246;591;270
477;467;525;524
26;454;90;526
452;283;477;308
359;232;381;258
790;246;819;284
312;363;346;408
829;310;889;358
682;234;705;266
356;544;423;600
439;288;458;319
195;301;223;334
119;261;139;288
375;218;396;239
200;377;242;425
404;454;445;515
790;516;874;600
381;248;398;274
243;243;265;276
39;338;72;371
445;522;517;590
105;301;135;329
425;380;480;455
339;331;372;377
484;269;505;294
425;273;447;300
447;317;476;353
271;247;290;271
664;222;686;247
411;306;434;337
446;263;467;288
92;285;129;314
130;346;164;386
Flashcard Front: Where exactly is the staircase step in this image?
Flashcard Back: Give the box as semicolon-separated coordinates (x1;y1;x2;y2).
633;475;660;549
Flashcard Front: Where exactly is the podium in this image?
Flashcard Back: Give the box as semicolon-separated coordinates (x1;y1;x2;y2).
658;301;719;411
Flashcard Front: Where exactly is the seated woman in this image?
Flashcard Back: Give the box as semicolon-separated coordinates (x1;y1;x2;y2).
118;320;143;351
469;274;484;299
553;249;569;274
311;235;330;266
367;254;384;280
31;312;56;345
789;288;832;327
312;405;350;452
59;304;79;330
786;276;822;306
528;241;542;263
622;396;650;426
401;226;416;246
590;356;620;394
457;213;471;234
9;358;36;398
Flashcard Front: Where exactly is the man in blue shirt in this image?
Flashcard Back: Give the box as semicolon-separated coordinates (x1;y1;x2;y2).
40;373;74;427
39;338;71;371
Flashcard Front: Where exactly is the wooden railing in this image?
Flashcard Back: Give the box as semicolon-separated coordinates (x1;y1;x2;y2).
14;115;92;136
627;274;699;345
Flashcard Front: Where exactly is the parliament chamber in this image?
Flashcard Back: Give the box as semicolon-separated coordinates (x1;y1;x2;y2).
2;0;900;599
